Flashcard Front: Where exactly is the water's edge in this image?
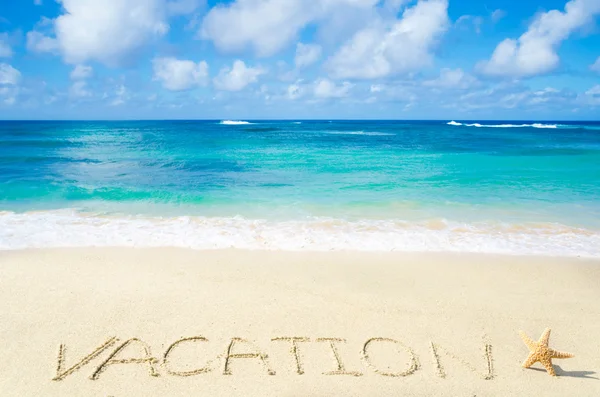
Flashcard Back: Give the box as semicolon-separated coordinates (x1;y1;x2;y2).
2;210;598;257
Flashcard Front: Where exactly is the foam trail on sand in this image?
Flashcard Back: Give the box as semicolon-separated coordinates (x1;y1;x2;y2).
0;210;598;257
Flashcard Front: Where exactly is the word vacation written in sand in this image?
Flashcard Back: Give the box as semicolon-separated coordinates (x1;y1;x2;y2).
52;335;495;381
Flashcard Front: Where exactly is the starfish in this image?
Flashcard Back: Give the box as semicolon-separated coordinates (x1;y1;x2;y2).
519;328;574;376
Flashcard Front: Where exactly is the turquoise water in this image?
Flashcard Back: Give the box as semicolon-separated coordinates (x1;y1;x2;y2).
1;120;599;255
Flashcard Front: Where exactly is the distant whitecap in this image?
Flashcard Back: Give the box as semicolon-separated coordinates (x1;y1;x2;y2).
448;122;559;129
220;120;253;125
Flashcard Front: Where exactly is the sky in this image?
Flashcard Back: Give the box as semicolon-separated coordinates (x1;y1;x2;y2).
0;0;599;120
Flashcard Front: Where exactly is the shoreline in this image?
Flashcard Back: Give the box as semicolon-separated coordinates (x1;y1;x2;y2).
1;248;599;396
2;210;599;257
1;246;598;259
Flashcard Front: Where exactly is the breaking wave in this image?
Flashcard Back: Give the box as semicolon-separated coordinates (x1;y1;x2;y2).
220;120;253;125
448;121;559;129
0;210;598;257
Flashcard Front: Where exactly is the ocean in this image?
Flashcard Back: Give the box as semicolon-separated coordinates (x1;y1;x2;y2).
1;120;599;256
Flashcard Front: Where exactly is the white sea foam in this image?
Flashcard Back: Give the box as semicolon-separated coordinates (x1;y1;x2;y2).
0;210;598;257
448;121;559;129
220;120;253;125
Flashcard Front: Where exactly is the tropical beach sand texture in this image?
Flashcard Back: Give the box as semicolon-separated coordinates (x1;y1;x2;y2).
1;248;599;397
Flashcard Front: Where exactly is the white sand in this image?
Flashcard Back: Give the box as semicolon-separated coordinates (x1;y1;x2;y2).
1;248;599;396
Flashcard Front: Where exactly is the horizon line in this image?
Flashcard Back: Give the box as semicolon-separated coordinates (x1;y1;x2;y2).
0;119;599;122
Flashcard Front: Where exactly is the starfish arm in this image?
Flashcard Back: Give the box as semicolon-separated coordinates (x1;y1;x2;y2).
541;358;557;376
539;328;551;345
550;349;574;359
522;353;538;368
519;331;537;350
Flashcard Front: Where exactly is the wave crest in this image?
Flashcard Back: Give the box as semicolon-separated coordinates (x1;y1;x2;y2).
220;120;253;125
448;121;558;129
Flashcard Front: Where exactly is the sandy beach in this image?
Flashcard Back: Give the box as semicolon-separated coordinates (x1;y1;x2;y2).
1;248;599;396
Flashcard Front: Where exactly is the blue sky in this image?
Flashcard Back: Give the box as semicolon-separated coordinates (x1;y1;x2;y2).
0;0;599;120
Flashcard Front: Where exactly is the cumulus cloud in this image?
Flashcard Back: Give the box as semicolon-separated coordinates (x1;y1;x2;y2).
591;57;600;73
200;0;379;57
295;43;322;69
26;0;174;66
326;0;449;79
0;63;20;85
152;57;209;91
70;64;93;80
213;60;265;91
424;68;478;89
314;78;353;98
478;0;600;78
69;80;92;98
0;33;12;58
26;30;59;53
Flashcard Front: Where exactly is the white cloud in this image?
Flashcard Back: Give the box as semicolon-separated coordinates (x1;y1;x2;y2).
586;85;600;96
26;30;59;53
0;86;19;106
491;9;506;23
0;63;20;85
69;81;91;98
110;84;128;106
478;0;600;78
27;0;171;66
314;78;353;98
577;85;600;107
34;0;43;4
423;68;478;89
69;66;93;98
591;57;600;73
213;60;265;91
295;43;322;69
152;57;209;91
370;84;384;93
70;64;93;80
287;82;304;100
0;33;12;58
200;0;379;57
456;15;484;34
326;0;449;79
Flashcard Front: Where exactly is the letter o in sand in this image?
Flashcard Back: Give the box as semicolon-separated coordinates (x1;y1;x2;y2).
361;338;420;377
